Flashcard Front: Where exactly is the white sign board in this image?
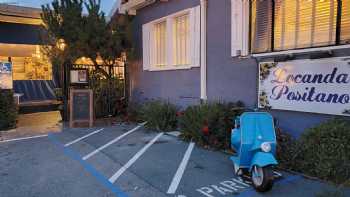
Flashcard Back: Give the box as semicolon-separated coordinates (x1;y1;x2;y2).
70;69;88;84
259;57;350;116
0;62;13;89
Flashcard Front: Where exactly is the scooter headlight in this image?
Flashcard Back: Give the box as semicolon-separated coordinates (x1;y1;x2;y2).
261;142;271;152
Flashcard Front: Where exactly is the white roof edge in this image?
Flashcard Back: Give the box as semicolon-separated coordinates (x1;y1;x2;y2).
109;0;157;18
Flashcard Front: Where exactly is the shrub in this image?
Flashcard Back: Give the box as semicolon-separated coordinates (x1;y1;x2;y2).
275;128;299;169
294;119;350;184
140;100;178;132
179;102;244;149
0;90;17;130
125;101;143;123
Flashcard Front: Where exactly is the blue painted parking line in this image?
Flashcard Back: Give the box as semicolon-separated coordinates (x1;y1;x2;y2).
235;175;302;197
48;133;128;197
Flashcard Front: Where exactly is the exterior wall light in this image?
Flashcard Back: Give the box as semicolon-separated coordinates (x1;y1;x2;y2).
57;39;66;51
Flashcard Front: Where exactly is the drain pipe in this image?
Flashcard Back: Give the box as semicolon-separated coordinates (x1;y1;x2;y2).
200;0;208;102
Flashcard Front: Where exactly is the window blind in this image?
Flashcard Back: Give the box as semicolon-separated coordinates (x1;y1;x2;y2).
154;21;167;67
341;0;350;44
274;0;337;51
174;14;190;66
251;0;273;53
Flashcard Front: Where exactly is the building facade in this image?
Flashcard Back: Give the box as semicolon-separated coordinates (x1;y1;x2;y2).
115;0;350;137
0;4;56;103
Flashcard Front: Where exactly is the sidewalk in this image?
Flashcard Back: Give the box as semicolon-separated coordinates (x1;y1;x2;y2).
0;111;62;141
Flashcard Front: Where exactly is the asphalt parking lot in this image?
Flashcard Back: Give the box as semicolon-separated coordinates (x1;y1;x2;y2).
1;123;349;197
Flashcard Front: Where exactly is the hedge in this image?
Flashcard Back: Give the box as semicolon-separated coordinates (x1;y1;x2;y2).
179;102;244;149
277;119;350;185
0;89;17;130
139;100;178;132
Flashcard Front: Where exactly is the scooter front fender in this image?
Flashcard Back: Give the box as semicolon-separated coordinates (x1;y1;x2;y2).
249;152;278;171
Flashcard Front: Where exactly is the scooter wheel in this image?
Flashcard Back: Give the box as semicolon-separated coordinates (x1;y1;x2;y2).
251;165;274;192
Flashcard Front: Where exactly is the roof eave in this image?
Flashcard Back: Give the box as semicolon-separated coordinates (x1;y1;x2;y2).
109;0;159;18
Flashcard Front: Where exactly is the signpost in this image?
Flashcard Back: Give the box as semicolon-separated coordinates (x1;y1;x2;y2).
259;56;350;116
69;89;93;127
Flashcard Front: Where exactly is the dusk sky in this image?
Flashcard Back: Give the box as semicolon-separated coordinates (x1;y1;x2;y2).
0;0;118;15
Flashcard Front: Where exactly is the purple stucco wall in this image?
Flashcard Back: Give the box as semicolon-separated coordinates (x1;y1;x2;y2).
130;0;201;107
130;0;350;137
206;0;258;106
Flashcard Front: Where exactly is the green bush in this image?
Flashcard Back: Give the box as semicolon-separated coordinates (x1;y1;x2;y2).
179;102;244;149
0;90;17;130
125;101;143;123
140;100;178;132
274;119;350;186
295;119;350;184
276;128;299;169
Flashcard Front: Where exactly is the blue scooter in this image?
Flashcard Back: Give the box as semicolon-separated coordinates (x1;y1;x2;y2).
230;112;278;192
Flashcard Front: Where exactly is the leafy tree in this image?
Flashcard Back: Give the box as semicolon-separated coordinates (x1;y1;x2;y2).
41;0;133;79
41;0;133;119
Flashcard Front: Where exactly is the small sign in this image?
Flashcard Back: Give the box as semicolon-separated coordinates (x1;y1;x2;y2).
0;62;13;89
70;89;93;127
259;57;350;116
70;69;88;84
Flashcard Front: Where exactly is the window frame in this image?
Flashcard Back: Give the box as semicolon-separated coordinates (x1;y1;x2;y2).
142;6;200;71
231;0;350;57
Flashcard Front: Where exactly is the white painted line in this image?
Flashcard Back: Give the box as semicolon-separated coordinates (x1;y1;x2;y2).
167;142;195;194
273;171;283;177
0;135;48;143
64;128;104;147
109;132;164;183
83;123;146;160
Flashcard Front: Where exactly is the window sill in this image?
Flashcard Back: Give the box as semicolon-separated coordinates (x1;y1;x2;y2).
251;44;350;58
145;64;199;72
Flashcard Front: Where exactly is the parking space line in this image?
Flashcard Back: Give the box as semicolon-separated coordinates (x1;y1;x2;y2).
64;128;104;147
83;123;146;160
48;134;128;197
0;135;48;143
108;132;164;183
167;142;195;194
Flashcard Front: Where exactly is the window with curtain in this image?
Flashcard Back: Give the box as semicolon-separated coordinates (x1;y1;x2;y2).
174;14;190;66
153;21;167;67
142;6;200;71
251;0;349;53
